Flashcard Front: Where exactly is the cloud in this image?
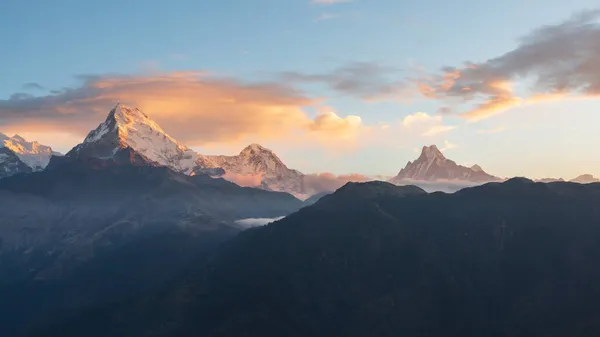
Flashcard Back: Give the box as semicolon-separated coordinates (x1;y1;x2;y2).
303;172;371;195
234;217;285;229
311;0;351;4
439;140;457;152
315;13;339;21
477;126;506;134
402;112;441;127
422;125;456;136
0;72;365;148
222;172;264;187
417;9;600;120
309;109;363;139
379;122;390;130
281;62;407;101
22;83;45;91
401;112;457;136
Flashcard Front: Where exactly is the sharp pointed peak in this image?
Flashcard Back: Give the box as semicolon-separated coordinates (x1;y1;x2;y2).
241;143;271;153
419;144;445;159
109;103;148;119
471;164;483;172
11;134;26;142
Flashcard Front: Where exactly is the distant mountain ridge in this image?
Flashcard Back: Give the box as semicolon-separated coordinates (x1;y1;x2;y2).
535;175;599;184
390;145;499;184
0;133;59;176
570;174;600;184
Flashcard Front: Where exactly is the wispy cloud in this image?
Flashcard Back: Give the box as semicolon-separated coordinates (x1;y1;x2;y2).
303;172;370;195
402;112;441;127
315;13;339;21
477;126;506;134
311;0;351;5
440;140;457;152
235;217;284;228
423;125;456;137
417;9;600;121
281;62;407;101
22;82;45;91
401;112;457;137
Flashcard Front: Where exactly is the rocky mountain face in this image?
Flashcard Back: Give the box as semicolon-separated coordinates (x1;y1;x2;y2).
0;147;32;178
198;144;307;199
390;145;499;184
33;179;600;337
66;104;308;198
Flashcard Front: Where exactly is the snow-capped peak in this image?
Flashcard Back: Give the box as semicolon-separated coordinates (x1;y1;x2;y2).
239;143;282;163
73;104;198;173
0;133;57;170
197;143;307;198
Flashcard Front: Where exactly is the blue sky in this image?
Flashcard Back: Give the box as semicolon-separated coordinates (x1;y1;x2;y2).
1;0;599;179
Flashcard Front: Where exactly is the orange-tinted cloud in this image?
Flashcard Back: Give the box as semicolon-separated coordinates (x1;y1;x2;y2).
402;112;457;137
417;9;600;120
309;109;363;139
303;172;371;194
222;172;264;187
0;72;364;148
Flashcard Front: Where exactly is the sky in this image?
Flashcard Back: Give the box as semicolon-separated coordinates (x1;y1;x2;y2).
1;0;600;180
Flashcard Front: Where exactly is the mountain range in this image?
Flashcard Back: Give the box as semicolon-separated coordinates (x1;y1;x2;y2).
26;178;600;337
58;104;309;198
1;104;598;197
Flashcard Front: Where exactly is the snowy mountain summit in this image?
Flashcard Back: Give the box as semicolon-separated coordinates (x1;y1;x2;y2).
68;104;198;173
65;104;308;198
199;143;307;198
0;133;59;171
390;145;499;183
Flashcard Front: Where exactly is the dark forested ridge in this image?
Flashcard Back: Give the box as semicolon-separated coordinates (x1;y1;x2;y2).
0;159;304;337
30;178;600;337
